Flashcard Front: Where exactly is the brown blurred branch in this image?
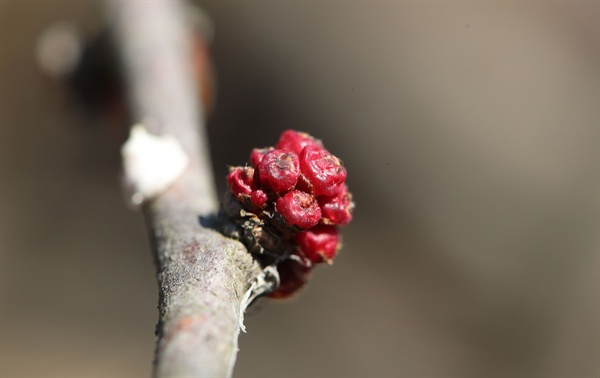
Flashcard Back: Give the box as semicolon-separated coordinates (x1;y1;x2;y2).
107;1;264;376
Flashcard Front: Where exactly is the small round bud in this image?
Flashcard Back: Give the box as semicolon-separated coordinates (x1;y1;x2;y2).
275;190;321;229
227;166;254;198
268;259;313;299
295;225;340;264
249;147;273;169
276;129;323;155
299;146;347;197
249;189;268;209
318;185;354;226
259;149;300;193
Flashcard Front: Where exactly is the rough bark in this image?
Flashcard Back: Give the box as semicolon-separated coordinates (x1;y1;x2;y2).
107;1;263;376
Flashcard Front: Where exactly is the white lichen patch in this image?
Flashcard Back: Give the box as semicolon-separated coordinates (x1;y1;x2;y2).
122;124;189;206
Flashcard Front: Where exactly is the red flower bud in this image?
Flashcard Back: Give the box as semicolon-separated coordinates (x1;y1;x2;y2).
318;184;354;226
300;146;347;197
275;190;321;229
227;166;255;199
268;259;313;299
276;129;323;155
249;189;268;209
259;149;300;193
295;225;340;264
249;147;273;169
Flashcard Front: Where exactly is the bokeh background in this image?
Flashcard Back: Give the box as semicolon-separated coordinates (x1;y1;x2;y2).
1;1;598;377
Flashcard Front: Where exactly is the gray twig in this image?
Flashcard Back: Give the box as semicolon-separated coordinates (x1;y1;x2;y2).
107;1;265;376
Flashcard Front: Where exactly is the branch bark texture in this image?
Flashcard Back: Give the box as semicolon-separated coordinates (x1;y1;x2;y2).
108;1;262;376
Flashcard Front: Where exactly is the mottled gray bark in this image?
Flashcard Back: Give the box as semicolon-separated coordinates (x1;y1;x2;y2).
107;1;264;376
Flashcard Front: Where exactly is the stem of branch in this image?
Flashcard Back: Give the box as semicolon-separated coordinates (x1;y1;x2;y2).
107;1;263;376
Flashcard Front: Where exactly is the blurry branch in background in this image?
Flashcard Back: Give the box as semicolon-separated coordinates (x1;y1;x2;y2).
106;1;265;376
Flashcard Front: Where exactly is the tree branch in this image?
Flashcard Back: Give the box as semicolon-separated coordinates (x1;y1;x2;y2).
107;1;263;376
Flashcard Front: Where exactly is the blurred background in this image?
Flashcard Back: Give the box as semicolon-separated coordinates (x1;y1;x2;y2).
1;1;598;376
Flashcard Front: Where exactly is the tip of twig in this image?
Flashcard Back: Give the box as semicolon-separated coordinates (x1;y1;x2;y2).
36;22;83;78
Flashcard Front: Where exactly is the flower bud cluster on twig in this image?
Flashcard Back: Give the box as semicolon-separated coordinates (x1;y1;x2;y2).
221;130;354;298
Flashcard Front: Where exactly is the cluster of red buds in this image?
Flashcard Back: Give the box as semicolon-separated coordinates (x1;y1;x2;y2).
221;130;354;298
